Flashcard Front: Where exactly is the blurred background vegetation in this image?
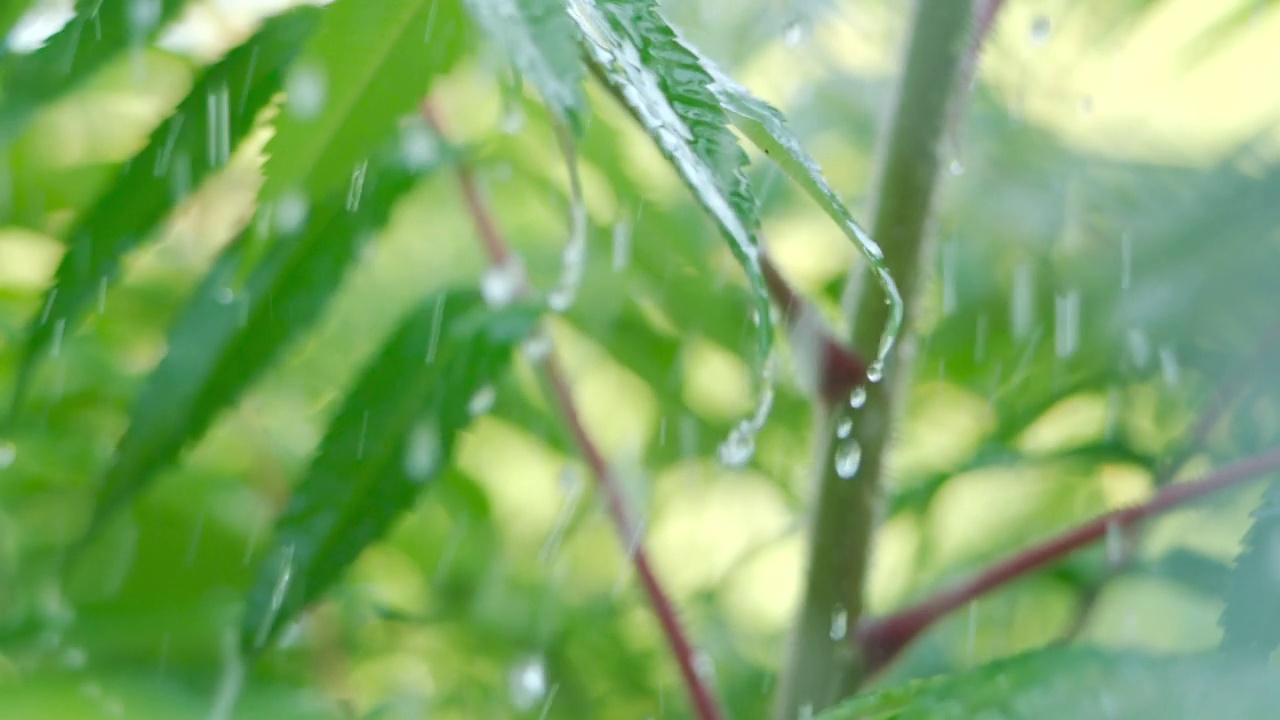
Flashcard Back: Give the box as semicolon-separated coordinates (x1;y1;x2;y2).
1;0;1279;717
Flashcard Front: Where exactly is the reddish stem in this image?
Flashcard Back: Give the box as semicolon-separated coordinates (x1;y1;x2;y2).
856;446;1280;673
423;100;725;720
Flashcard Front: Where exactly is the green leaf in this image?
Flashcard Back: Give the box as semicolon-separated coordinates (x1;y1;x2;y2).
464;0;585;133
0;0;188;148
85;122;441;536
820;647;1280;720
10;8;322;413
259;0;470;202
1219;478;1280;656
241;289;540;653
569;0;772;369
705;67;903;373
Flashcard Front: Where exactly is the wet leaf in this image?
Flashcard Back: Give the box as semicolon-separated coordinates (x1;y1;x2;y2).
0;0;188;148
11;8;321;413
820;647;1280;720
241;289;540;653
1219;478;1280;656
464;0;585;133
85;126;440;536
260;0;470;202
569;0;772;368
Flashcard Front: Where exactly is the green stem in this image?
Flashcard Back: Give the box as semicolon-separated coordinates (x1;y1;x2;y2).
774;1;977;716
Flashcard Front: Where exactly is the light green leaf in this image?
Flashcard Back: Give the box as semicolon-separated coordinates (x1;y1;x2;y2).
568;0;771;370
1220;478;1280;656
11;8;322;413
819;648;1280;720
85;121;441;537
705;66;903;374
260;0;470;202
241;289;540;653
464;0;585;133
0;0;188;148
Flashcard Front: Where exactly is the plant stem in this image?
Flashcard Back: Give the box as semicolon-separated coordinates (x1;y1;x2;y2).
775;1;977;717
855;446;1280;674
423;101;726;720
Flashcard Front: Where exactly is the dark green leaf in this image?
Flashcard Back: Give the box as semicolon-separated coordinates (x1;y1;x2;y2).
241;289;540;653
259;0;470;202
85;123;440;536
820;647;1280;720
464;0;585;133
1220;478;1280;656
570;0;772;367
0;0;188;148
11;8;322;412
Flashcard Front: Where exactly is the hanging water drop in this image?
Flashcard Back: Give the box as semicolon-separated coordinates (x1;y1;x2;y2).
948;159;965;176
866;363;883;383
128;0;162;33
717;422;756;468
522;331;553;363
836;417;853;439
1029;15;1052;46
284;63;327;120
829;606;848;640
403;420;441;482
468;385;497;416
508;656;548;712
400;122;439;170
481;255;525;308
0;440;17;470
783;19;807;48
848;385;867;409
834;440;862;479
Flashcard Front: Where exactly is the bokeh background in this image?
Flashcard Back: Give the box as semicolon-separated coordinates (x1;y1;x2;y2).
2;0;1279;717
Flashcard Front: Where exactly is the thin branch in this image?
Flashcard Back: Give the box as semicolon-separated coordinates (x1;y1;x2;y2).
422;101;725;720
855;446;1280;675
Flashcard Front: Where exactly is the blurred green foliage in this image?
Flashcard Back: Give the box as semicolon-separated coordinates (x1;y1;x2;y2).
1;0;1279;718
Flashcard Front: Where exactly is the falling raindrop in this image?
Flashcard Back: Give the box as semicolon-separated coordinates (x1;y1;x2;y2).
284;63;327;120
1105;520;1125;565
481;254;525;308
0;440;16;470
836;417;853;439
848;385;867;409
783;19;807;48
1011;261;1034;338
1029;15;1052;46
508;656;548;712
1158;345;1180;386
403;420;441;482
253;545;294;649
612;218;632;272
834;440;861;479
468;385;497;416
941;240;958;316
400;122;439;170
1120;232;1133;290
1054;290;1080;358
206;80;231;167
799;705;815;720
50;318;65;357
346;160;368;212
1126;328;1151;367
829;606;848;640
273;192;310;235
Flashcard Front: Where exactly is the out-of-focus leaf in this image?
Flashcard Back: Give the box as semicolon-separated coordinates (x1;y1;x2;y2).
11;8;322;412
259;0;470;202
1219;478;1280;656
819;647;1280;720
706;64;903;369
85;123;441;536
569;0;772;368
0;0;188;148
241;289;540;653
464;0;585;133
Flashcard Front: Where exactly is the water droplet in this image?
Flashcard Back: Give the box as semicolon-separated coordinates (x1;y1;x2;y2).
834;440;861;479
866;363;883;383
717;423;756;468
285;63;327;120
128;0;162;32
1011;262;1034;338
693;649;716;680
1158;345;1180;385
1029;15;1052;46
253;545;294;649
346;160;368;212
481;255;525;308
836;417;853;439
400;122;439;170
783;20;807;48
1054;290;1080;358
500;106;526;135
848;385;867;409
612;218;632;272
1105;520;1125;566
521;332;553;363
403;420;441;482
1126;327;1151;367
273;192;310;235
948;159;965;176
508;656;548;712
829;606;848;640
0;440;17;469
468;385;497;416
214;287;235;305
